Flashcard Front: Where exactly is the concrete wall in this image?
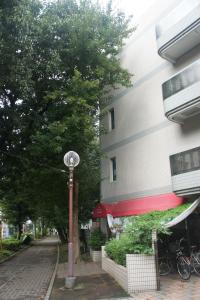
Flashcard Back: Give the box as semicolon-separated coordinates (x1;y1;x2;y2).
127;254;157;293
102;247;157;293
102;246;128;291
101;0;200;203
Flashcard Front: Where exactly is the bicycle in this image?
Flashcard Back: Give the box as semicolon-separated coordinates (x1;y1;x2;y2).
190;245;200;276
159;255;172;276
158;239;172;276
176;239;200;279
158;238;200;280
176;241;191;280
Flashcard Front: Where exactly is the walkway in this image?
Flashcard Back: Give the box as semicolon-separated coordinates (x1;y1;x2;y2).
0;237;59;300
131;273;200;300
51;261;130;300
52;260;200;300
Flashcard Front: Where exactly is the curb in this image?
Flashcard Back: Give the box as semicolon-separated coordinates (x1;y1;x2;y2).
44;243;60;300
0;245;31;264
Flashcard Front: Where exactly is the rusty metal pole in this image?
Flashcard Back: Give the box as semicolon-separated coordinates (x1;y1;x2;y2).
0;221;2;251
68;168;74;278
63;151;80;289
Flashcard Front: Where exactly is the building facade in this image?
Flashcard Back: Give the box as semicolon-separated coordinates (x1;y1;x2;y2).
95;0;200;221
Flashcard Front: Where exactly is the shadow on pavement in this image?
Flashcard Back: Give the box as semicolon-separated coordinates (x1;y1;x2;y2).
50;273;129;300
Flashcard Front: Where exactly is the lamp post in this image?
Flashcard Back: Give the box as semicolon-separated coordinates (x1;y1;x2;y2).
63;151;80;288
0;220;2;251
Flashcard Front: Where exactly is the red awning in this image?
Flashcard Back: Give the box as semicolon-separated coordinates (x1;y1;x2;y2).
92;193;184;218
92;203;114;218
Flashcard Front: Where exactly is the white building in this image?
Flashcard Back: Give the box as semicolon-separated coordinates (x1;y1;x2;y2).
93;0;200;221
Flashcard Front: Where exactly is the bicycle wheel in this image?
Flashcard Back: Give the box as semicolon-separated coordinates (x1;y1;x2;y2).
192;255;200;276
177;256;191;280
159;260;171;276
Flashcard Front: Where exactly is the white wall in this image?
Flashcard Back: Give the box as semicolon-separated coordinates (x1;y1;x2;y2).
101;0;200;203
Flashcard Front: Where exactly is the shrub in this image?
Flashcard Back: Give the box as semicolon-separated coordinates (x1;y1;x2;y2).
0;250;12;259
21;234;33;245
89;229;106;251
105;204;190;266
105;234;134;266
2;239;21;252
35;232;42;239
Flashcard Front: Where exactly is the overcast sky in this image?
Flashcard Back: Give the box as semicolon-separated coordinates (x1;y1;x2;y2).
101;0;157;22
43;0;157;23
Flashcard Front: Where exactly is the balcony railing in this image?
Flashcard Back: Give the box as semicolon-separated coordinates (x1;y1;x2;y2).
170;146;200;196
156;0;200;63
162;59;200;123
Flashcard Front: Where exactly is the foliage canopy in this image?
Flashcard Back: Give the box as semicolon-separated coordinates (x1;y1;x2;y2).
0;0;133;238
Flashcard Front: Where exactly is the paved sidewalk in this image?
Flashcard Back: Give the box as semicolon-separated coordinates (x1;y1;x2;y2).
0;237;59;300
51;258;200;300
57;261;105;278
50;260;130;300
131;273;200;300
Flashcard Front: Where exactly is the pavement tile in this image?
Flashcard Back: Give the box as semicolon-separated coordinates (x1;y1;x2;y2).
52;257;200;300
0;238;59;300
50;274;129;300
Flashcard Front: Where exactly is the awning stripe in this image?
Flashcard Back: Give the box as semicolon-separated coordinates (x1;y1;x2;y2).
92;193;184;218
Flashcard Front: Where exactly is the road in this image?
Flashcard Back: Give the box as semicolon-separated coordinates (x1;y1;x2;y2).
0;237;59;300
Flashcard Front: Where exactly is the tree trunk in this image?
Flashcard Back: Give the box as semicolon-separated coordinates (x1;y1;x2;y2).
73;181;80;263
17;223;23;240
41;218;45;236
33;220;37;239
57;227;67;243
0;221;3;251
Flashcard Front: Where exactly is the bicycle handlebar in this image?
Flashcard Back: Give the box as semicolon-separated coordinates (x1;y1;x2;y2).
179;237;187;248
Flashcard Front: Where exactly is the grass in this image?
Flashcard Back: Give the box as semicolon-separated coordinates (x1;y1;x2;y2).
0;249;13;262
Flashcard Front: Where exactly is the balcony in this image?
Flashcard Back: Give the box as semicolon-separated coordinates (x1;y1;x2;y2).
162;59;200;123
170;147;200;196
156;0;200;63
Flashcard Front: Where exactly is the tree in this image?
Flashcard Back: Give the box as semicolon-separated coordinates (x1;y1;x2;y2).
0;0;133;242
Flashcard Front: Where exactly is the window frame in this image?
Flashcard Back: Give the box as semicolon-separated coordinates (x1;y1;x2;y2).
110;157;117;182
170;146;200;176
109;108;115;131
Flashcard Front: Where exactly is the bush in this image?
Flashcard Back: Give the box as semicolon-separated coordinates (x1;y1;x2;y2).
89;229;106;251
105;213;169;266
105;235;134;266
0;250;12;259
35;232;42;239
2;239;21;252
105;204;191;266
21;234;33;245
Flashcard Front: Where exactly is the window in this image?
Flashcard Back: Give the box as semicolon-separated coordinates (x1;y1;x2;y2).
170;146;200;175
110;157;117;181
162;61;200;100
109;108;115;130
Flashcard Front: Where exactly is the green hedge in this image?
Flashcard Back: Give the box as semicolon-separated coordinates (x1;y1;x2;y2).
2;239;22;252
0;250;12;260
89;229;106;251
105;235;135;266
105;204;191;266
20;234;33;245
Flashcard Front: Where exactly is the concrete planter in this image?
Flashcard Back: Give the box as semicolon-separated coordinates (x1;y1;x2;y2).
126;254;157;293
102;246;157;294
102;246;128;291
90;249;102;262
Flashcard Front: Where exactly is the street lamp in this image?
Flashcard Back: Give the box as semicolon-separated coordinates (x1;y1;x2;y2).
0;220;2;251
63;151;80;288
